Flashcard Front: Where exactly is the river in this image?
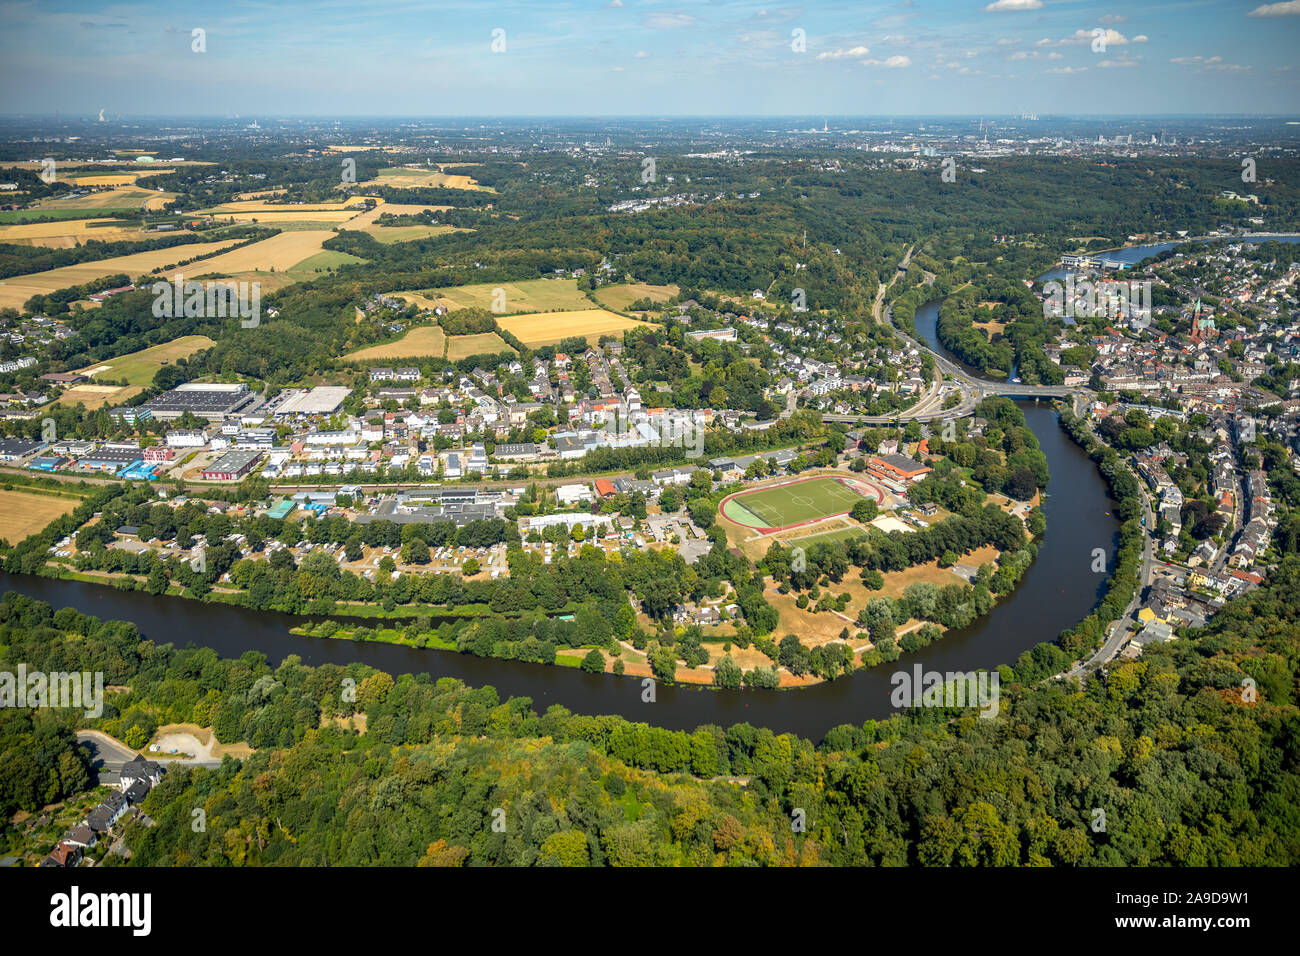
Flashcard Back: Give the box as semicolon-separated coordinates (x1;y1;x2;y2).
0;403;1117;740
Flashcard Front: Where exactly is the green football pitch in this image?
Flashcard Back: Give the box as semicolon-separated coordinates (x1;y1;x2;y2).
721;476;871;531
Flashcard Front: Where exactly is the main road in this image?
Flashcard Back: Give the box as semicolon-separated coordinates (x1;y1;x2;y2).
825;247;1081;426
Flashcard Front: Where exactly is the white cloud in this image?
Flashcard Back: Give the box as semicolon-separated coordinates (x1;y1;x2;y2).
634;50;649;58
1171;55;1251;71
1248;1;1300;16
985;0;1043;11
816;45;870;60
1098;15;1128;25
862;55;912;68
1046;65;1087;74
1058;28;1132;46
605;0;624;7
642;13;694;29
1097;58;1139;68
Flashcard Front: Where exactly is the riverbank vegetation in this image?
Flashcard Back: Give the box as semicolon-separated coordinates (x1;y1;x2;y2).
3;540;1299;864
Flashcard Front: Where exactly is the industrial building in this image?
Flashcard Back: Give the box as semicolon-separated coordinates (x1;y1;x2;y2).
201;449;264;481
146;383;258;421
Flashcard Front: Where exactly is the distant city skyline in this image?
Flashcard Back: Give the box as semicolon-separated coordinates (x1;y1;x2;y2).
2;0;1299;117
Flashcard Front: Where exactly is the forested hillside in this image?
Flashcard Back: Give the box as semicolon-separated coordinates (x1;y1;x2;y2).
2;549;1296;866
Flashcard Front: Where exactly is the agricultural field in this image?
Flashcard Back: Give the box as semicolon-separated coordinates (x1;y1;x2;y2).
287;249;367;278
352;165;493;192
53;383;131;410
59;334;217;407
346;325;448;361
0;238;241;310
74;334;216;386
62;170;175;187
367;224;463;243
413;277;593;314
719;474;885;533
184;230;337;276
0;202;143;223
28;181;177;211
594;281;680;312
446;331;512;359
0;218;185;248
196;198;380;223
345;203;464;244
496;308;654;348
0;489;80;544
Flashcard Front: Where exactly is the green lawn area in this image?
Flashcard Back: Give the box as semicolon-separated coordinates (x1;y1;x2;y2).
722;476;869;530
594;281;679;312
365;223;465;244
287;249;367;278
0;208;138;223
75;334;216;385
783;526;873;548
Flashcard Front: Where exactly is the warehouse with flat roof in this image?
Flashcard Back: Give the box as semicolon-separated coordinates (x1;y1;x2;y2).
273;386;351;417
201;449;263;481
146;383;258;421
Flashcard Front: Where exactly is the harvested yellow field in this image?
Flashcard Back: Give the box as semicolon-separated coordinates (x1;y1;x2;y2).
183;230;334;275
0;490;79;544
65;170;174;186
371;202;453;216
201;198;378;214
419;278;593;314
446;331;511;359
202;209;358;223
55;383;132;410
497;309;654;347
34;186;175;210
0;219;187;246
235;189;287;200
347;325;447;361
341;202;464;243
352;166;493;192
0;238;240;310
390;292;442;310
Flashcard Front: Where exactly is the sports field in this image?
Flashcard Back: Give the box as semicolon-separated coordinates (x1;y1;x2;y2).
497;309;653;347
719;475;885;533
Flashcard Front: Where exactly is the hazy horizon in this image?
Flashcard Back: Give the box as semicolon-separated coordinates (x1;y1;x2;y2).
2;0;1299;117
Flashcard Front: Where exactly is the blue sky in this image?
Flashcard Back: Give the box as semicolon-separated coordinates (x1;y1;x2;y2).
1;0;1298;116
